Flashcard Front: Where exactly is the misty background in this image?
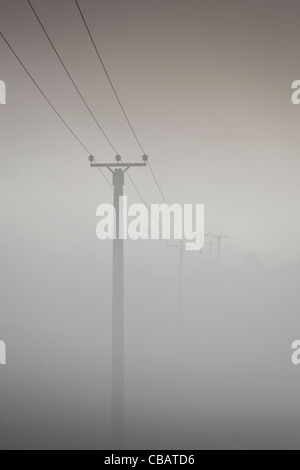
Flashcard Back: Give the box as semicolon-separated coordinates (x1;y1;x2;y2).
0;0;300;449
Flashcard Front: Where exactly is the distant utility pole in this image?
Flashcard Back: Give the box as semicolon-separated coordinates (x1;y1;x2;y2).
167;240;185;355
89;154;147;449
212;234;229;267
206;233;217;264
199;233;211;268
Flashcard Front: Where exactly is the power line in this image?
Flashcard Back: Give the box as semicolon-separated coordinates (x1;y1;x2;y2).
27;0;118;155
74;0;169;205
148;161;168;203
127;174;150;209
0;31;111;187
74;0;145;155
0;32;90;153
74;0;152;204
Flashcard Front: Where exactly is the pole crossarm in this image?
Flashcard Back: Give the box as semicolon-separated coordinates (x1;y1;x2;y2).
167;241;186;251
90;162;147;169
89;154;148;174
212;234;229;239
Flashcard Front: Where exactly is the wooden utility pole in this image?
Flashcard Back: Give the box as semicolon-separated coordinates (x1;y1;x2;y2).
89;154;147;449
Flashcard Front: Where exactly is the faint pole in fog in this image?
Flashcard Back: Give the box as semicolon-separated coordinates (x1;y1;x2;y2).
207;234;217;266
168;240;186;356
89;155;147;449
212;234;229;268
199;233;211;269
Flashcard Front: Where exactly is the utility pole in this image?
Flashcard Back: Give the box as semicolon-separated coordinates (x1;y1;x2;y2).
167;240;185;356
199;233;211;268
206;233;216;265
212;234;229;268
89;154;147;449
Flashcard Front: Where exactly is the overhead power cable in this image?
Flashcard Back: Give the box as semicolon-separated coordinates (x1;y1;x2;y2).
74;0;168;204
0;31;111;187
27;0;118;155
147;161;168;203
127;174;150;209
74;0;145;155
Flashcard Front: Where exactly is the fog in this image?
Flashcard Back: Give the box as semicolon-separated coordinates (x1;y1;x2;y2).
0;0;300;450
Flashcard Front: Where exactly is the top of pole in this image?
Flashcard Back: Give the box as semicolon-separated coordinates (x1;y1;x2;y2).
88;154;148;169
